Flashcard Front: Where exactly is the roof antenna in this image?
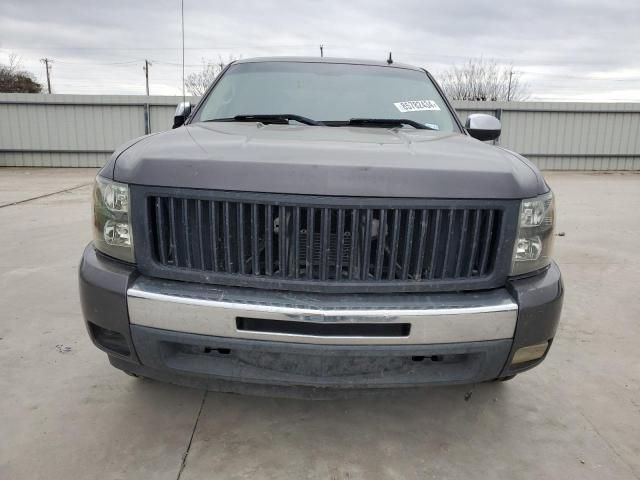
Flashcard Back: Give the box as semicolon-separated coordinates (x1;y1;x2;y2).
181;0;185;105
387;52;393;65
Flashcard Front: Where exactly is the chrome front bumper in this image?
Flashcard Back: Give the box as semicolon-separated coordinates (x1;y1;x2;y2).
128;277;518;345
81;245;562;392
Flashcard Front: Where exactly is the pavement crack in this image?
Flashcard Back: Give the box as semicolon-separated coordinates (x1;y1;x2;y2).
0;182;92;208
176;390;207;480
579;411;640;479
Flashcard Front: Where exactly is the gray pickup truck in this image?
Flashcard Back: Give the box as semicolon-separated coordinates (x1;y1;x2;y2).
79;57;563;395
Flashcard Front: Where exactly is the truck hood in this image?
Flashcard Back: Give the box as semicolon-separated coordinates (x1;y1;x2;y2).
112;122;545;199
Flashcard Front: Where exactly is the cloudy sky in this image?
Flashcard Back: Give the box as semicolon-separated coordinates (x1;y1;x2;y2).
1;0;639;100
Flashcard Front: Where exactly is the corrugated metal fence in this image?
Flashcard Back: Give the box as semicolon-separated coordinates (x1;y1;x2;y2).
1;93;639;170
0;94;196;168
455;102;640;170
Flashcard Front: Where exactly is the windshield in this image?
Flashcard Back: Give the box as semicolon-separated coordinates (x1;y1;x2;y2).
194;61;460;132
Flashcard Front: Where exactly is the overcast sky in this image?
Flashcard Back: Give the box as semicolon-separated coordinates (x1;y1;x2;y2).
1;0;639;100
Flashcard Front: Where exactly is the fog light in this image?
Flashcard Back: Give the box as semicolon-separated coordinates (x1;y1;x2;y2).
511;342;549;365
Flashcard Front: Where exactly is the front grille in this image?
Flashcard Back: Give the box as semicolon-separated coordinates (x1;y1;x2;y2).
143;193;506;291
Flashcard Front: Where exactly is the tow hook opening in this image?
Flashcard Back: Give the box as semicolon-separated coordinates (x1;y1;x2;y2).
203;347;231;355
412;355;445;362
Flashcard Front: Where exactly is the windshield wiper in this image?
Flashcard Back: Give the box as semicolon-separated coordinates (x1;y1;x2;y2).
206;114;323;126
347;118;434;130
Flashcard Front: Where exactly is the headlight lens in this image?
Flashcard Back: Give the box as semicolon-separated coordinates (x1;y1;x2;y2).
511;191;554;276
93;176;134;263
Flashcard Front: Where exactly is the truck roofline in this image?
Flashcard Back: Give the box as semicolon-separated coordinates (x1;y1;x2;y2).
233;56;426;72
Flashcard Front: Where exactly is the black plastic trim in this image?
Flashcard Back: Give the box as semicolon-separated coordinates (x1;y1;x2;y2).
78;244;139;361
501;261;563;375
236;317;411;338
126;326;513;390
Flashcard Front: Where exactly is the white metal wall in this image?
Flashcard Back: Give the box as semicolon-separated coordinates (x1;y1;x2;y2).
0;94;194;167
455;101;640;170
1;94;639;170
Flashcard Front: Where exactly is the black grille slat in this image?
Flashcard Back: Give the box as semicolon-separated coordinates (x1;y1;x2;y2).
387;209;401;280
414;209;428;280
154;197;167;265
196;200;205;270
428;210;442;280
335;209;345;279
454;210;470;278
441;209;456;278
169;198;178;267
479;210;496;275
279;205;287;277
400;209;415;280
361;209;373;280
320;208;330;280
182;199;193;269
293;207;300;279
348;209;359;280
374;209;387;280
147;194;505;288
210;201;219;272
223;202;232;272
251;203;259;275
306;207;315;278
237;204;246;274
467;210;482;277
265;204;273;276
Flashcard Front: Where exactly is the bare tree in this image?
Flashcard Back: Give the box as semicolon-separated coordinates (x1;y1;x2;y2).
438;58;529;101
185;55;238;96
0;54;43;93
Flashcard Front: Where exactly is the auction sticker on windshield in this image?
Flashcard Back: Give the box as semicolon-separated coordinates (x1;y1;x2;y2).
394;100;441;113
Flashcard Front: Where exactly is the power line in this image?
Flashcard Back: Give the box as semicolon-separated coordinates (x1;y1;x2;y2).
1;44;318;51
41;55;640;82
55;59;141;66
6;45;639;82
520;71;640;82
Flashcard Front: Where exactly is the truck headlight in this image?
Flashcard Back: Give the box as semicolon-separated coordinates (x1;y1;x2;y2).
511;191;554;276
92;176;134;263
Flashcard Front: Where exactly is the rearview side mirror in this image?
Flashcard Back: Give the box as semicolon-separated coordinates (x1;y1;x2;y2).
173;102;192;129
465;114;501;141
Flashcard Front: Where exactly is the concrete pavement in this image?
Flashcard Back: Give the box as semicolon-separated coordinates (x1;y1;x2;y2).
0;169;638;479
0;167;97;207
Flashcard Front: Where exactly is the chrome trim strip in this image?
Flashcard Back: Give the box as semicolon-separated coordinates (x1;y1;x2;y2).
127;281;518;345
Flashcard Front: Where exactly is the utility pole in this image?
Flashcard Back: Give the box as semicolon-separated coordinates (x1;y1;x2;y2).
507;69;513;101
143;59;152;96
40;58;52;94
319;44;324;58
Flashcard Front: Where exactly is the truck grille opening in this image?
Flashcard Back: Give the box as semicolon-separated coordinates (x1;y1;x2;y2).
236;317;411;338
145;195;503;290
